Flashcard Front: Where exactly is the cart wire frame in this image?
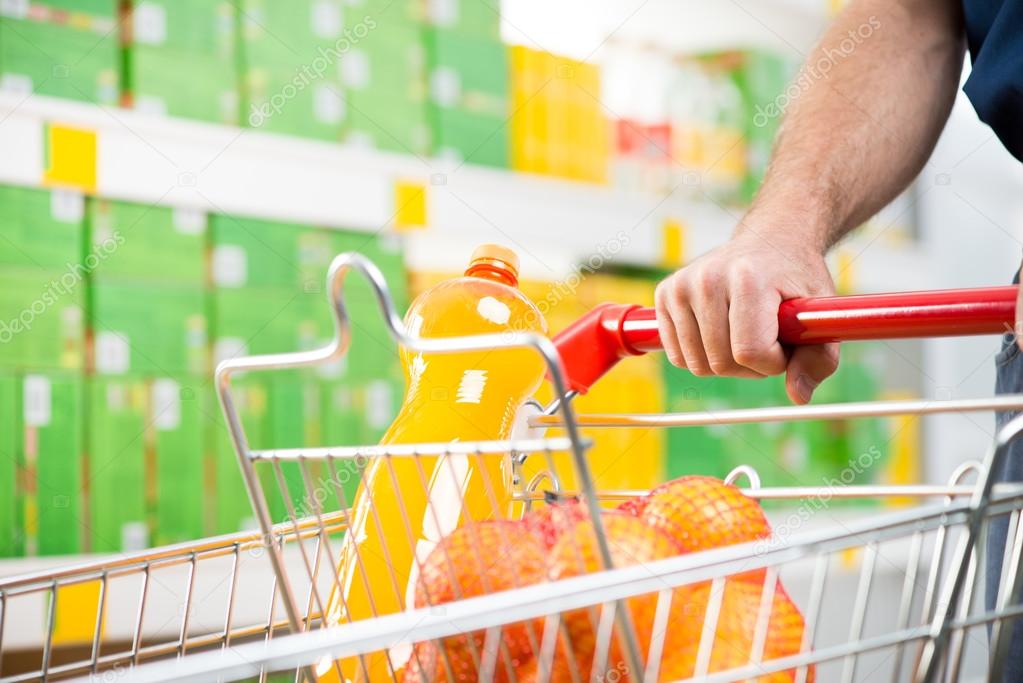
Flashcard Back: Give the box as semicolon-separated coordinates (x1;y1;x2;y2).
1;252;1022;682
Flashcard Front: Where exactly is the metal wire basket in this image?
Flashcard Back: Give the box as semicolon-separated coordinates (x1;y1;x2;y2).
2;253;1023;683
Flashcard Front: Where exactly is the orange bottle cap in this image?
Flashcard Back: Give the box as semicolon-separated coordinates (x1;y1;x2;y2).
466;244;520;285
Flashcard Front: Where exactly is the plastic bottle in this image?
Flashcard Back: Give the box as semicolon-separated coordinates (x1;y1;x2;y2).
319;245;548;682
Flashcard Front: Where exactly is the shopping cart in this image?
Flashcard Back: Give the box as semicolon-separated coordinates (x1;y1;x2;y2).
2;254;1023;683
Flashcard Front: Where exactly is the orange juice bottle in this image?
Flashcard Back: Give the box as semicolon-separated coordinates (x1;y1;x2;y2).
319;245;548;681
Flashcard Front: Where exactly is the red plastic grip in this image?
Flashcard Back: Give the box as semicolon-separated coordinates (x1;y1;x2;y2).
552;286;1018;394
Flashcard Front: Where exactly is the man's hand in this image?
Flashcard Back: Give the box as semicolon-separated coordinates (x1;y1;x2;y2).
655;224;839;405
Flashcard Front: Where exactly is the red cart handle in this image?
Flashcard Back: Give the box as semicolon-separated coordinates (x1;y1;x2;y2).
553;286;1018;394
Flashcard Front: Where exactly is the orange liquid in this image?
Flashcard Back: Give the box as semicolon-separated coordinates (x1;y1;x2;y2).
319;259;547;681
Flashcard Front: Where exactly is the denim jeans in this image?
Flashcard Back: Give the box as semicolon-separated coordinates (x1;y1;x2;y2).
989;269;1023;682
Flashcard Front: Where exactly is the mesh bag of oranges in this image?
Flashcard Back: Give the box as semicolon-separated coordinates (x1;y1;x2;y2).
403;475;813;682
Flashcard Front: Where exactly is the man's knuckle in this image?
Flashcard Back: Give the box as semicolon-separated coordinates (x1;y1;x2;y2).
688;361;712;377
706;355;734;375
730;261;759;289
732;344;763;367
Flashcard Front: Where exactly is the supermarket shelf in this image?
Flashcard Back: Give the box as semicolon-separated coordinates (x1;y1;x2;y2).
0;91;929;288
502;0;830;61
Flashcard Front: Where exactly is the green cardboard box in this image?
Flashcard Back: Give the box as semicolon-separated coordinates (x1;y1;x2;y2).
431;107;509;168
244;67;345;140
131;0;236;57
343;91;431;156
345;0;426;26
38;0;118;18
88;375;147;552
262;373;324;523
0;185;84;270
130;46;241;125
212;215;326;290
733;50;794;203
423;0;501;38
152;376;206;545
90;281;209;376
87;198;208;285
0;371;21;557
319;379;364;503
425;28;508;114
240;0;346;72
0;17;118;105
209;375;267;533
23;371;85;555
0;267;85;370
340;22;427;103
212;285;341;366
210;217;397;291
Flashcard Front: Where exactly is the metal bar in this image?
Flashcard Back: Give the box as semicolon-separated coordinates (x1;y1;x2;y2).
694;577;726;677
41;581;57;681
0;590;6;677
796;554;828;683
114;586;947;683
247;438;578;462
132;565;152;666
749;566;779;668
177;555;198;657
945;541;979;682
642;588;673;682
0;513;348;593
222;546;241;649
990;503;1023;680
519;484;994;503
915;412;1023;681
890;531;923;683
531;394;1023;428
840;543;877;683
90;572;109;673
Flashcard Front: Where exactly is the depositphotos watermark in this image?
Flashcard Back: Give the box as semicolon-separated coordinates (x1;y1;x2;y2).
753;16;881;127
248;15;377;128
755;445;883;554
0;231;124;344
509;231;632;338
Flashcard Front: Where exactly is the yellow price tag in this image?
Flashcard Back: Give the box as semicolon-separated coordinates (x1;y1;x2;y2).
43;124;98;193
52;580;104;645
394;180;427;231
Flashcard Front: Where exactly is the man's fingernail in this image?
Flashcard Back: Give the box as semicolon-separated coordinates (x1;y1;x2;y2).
796;375;818;403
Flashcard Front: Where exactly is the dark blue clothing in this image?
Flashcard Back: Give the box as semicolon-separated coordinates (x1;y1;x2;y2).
962;0;1023;162
963;4;1023;679
991;265;1023;682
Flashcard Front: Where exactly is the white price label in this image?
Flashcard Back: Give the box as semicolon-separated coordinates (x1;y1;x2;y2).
212;245;248;287
215;338;248;365
313;84;345;124
365;380;393;429
0;73;33;95
173;208;206;235
312;0;342;37
151;379;181;431
23;375;52;427
430;67;460;107
96;331;131;374
0;0;29;18
50;190;84;222
427;0;457;26
133;2;167;45
340;50;370;89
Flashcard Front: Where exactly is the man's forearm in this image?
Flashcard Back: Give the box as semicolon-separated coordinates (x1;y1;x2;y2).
743;0;965;252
